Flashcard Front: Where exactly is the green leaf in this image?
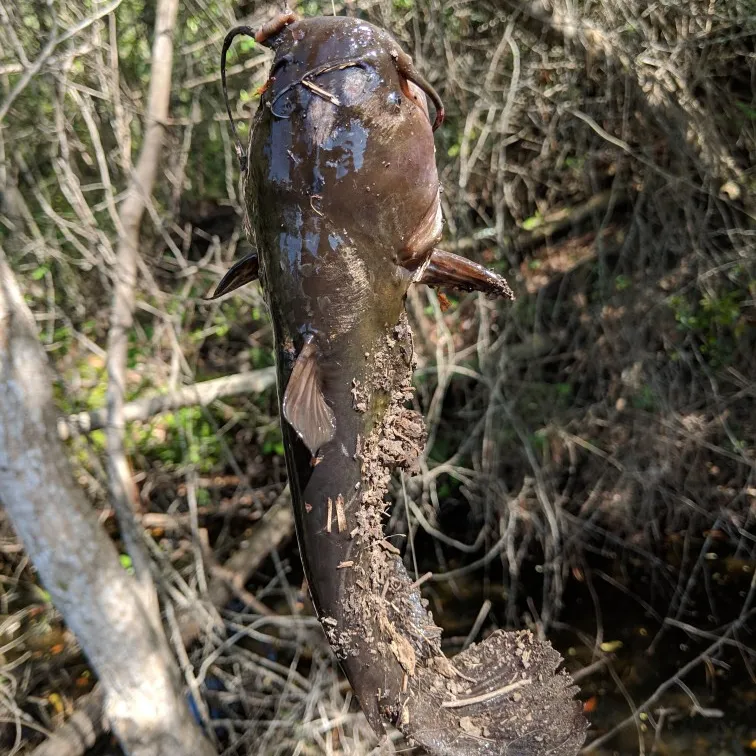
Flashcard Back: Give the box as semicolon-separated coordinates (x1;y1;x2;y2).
614;274;632;291
34;586;52;603
735;101;756;120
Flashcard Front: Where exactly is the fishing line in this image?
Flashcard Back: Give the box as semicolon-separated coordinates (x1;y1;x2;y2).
269;57;367;118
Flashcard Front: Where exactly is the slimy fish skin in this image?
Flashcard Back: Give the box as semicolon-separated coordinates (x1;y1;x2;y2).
216;13;511;456
213;12;585;755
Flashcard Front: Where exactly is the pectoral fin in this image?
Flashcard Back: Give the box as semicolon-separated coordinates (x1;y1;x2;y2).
416;248;514;300
283;336;336;456
205;253;259;300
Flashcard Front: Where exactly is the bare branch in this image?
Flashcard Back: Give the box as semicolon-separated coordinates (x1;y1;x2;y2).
0;247;216;756
59;367;277;439
105;0;179;598
0;0;126;123
30;688;107;756
195;487;294;640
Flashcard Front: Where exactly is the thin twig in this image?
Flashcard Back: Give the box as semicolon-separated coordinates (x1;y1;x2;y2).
441;678;532;709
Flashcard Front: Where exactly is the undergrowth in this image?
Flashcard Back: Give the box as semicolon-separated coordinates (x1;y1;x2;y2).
0;0;754;753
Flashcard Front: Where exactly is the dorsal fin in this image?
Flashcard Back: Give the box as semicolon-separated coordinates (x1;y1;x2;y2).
283;336;336;455
205;253;259;300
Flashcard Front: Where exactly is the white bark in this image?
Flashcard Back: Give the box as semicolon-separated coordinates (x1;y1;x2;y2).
0;260;216;756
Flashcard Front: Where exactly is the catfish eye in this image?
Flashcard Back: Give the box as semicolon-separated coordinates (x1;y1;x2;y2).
271;53;293;75
386;91;402;112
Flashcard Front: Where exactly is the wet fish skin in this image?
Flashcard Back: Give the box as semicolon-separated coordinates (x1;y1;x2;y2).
213;12;584;754
242;18;441;732
247;15;443;349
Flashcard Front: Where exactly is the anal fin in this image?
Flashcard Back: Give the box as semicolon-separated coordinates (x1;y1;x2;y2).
205;252;259;300
283;336;336;456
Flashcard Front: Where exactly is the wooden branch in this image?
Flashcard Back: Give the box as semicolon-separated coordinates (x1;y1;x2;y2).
30;688;107;756
59;367;277;439
0;248;215;756
184;487;295;645
104;0;179;596
450;189;627;254
30;488;296;756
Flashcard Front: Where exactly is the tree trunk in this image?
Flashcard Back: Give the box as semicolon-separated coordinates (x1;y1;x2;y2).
0;249;216;756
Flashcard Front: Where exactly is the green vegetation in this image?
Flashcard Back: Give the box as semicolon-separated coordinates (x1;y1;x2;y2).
670;286;747;366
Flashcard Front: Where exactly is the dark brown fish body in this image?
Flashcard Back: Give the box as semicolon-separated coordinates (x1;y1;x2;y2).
215;13;585;754
245;14;442;729
247;16;440;355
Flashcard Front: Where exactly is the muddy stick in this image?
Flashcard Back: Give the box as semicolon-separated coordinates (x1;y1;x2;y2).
214;12;586;754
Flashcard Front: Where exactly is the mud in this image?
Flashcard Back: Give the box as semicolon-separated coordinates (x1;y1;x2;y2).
339;314;587;755
345;315;440;661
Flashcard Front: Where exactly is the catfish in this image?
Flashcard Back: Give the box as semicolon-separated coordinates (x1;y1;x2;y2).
213;11;586;755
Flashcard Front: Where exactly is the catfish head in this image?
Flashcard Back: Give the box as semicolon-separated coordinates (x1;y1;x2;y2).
248;13;445;271
217;12;512;305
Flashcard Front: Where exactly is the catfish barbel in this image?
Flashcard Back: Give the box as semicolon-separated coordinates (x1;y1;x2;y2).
213;10;586;754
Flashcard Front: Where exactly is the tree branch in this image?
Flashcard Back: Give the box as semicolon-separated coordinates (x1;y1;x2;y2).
105;0;179;601
0;248;215;756
59;367;277;439
0;0;126;123
180;487;294;646
29;688;107;756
